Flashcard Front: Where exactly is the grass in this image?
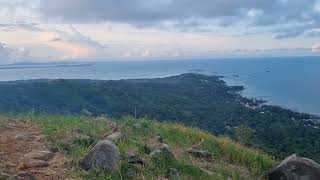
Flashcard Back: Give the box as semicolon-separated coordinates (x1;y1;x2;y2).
8;114;276;179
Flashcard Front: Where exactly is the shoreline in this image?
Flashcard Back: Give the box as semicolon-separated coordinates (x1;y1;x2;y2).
220;75;320;118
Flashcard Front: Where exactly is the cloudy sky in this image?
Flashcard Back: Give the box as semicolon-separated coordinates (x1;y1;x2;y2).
1;0;320;64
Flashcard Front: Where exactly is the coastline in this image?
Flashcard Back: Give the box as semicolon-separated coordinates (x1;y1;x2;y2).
221;75;320;117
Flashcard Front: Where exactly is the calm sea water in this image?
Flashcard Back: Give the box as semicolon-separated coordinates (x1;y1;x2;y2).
0;56;319;115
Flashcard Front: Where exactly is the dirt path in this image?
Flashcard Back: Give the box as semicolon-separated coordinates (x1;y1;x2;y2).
0;120;66;180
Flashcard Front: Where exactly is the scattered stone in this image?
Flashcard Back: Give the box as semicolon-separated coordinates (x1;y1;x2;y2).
187;148;212;161
268;154;320;180
128;153;144;165
7;172;37;180
24;150;53;161
105;132;123;142
159;143;169;149
168;168;180;180
80;140;120;172
14;134;34;141
17;159;49;170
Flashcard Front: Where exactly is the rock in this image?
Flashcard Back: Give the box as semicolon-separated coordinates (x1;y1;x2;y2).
128;154;144;165
159;143;170;149
7;172;37;180
150;147;175;164
268;154;320;180
0;172;11;180
155;135;163;143
80;140;120;172
168;168;180;180
105;132;123;142
24;150;53;161
187;149;212;161
15;134;34;141
17;159;49;170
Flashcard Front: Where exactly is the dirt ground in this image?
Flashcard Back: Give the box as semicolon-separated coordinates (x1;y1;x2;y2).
0;120;66;180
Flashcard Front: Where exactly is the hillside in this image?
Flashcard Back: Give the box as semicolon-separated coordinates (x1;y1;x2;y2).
0;115;276;179
0;74;319;162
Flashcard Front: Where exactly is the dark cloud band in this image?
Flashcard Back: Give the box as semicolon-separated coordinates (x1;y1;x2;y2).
38;0;320;38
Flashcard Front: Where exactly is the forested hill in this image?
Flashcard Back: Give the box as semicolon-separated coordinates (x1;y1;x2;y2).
0;73;319;162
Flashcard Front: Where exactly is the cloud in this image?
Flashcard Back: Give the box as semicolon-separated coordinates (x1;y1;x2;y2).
0;42;29;64
39;27;105;60
312;44;320;52
37;0;320;38
0;22;42;32
0;43;11;63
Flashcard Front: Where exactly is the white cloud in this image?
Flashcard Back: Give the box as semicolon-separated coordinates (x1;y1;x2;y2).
312;44;320;52
38;27;105;60
0;42;29;64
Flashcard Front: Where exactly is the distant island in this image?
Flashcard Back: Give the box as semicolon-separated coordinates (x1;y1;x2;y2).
0;73;319;162
0;63;93;70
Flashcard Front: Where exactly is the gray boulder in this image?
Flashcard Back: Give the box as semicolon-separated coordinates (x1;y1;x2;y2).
80;140;120;172
268;154;320;180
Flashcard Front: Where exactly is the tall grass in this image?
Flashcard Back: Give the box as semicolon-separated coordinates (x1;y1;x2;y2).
5;115;276;179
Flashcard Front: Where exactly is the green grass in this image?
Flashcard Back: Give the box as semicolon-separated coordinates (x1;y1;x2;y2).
9;115;276;179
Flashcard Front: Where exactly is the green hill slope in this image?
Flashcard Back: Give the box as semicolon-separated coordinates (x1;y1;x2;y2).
9;114;276;179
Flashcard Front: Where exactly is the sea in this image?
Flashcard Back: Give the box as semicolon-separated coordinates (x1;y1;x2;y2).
0;56;319;116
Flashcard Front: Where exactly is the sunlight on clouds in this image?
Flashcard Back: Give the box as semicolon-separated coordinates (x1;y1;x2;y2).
39;30;104;60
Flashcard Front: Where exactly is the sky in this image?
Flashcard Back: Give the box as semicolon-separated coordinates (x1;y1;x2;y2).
1;0;320;64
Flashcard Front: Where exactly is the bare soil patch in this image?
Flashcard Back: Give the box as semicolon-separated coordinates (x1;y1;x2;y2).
0;120;66;179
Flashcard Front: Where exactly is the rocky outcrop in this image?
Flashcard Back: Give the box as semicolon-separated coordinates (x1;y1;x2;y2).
81;140;120;172
268;154;320;180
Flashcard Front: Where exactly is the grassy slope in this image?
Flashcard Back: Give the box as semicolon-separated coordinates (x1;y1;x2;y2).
13;114;276;180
